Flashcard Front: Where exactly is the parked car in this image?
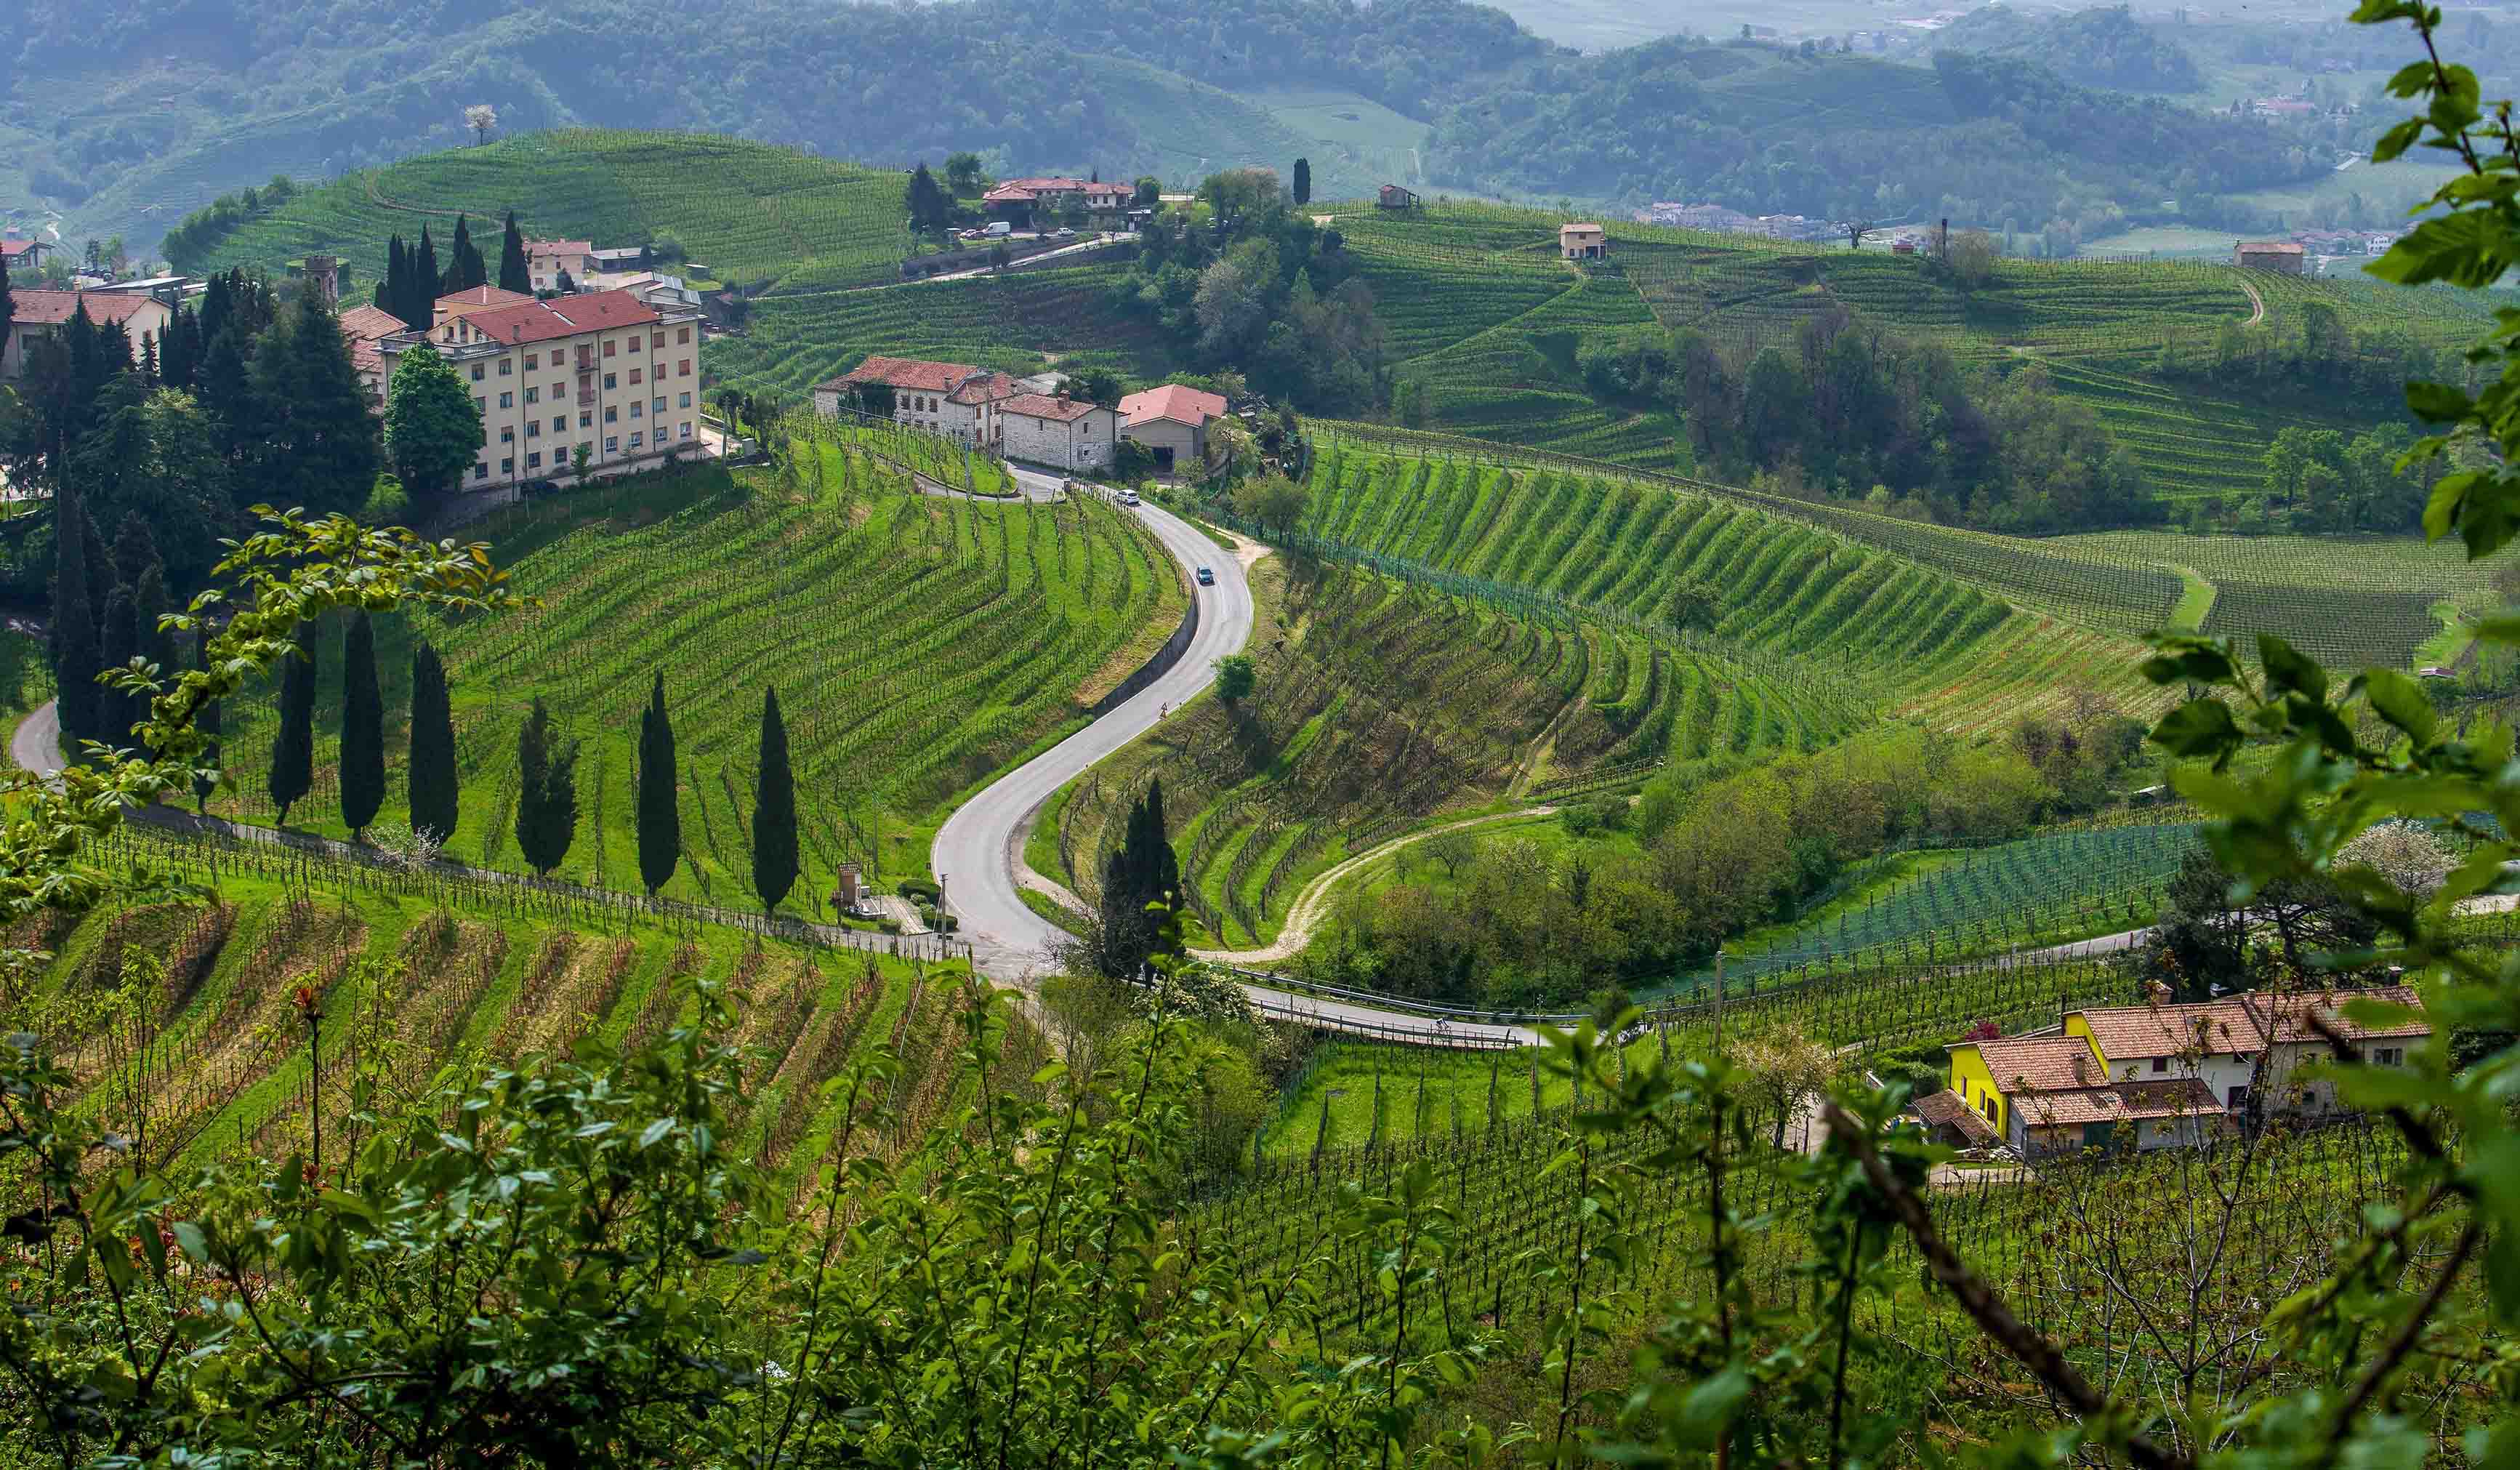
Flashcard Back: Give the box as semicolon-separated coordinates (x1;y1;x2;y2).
1048;228;1077;241
1119;489;1142;507
983;220;1013;238
1196;566;1215;586
523;478;562;498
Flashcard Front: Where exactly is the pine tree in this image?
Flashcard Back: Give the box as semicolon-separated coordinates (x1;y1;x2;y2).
137;332;158;387
339;611;385;840
268;627;316;826
637;670;680;897
250;289;382;517
193;627;220;814
499;212;531;295
515;698;579;876
406;642;459;845
751;686;798;915
49;486;101;748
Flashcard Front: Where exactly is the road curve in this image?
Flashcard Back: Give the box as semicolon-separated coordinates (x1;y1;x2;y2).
11;700;59;776
934;470;1253;981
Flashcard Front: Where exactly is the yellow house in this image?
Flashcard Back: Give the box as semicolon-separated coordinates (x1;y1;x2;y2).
1559;222;1608;260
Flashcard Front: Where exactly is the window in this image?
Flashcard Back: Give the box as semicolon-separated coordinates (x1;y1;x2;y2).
552;381;565;398
604;373;617;390
473;463;488;481
630;431;644;449
499;391;514;409
2375;1047;2404;1067
524;353;539;370
2150;1057;2167;1074
526;421;540;438
579;412;592;429
629;368;642;385
653;397;666;415
678;392;691;409
499;427;514;444
678;358;691;377
501;457;515;475
629;401;643;418
528;451;542;468
605;406;618;424
470;365;485;382
498;358;512;377
604;339;616;357
651;333;664;350
552;417;566;433
525;387;539;405
677;327;691;344
679;421;692;440
605;435;619;454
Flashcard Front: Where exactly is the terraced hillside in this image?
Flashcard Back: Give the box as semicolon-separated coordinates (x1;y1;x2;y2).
1301;430;2503;675
196;130;909;289
710;263;1184;395
1042;555;1845;949
7;836;986;1209
201;443;1183;907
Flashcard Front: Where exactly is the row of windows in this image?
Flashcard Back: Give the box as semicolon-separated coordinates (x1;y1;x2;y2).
472;422;699;478
484;387;693;415
467;332;693;383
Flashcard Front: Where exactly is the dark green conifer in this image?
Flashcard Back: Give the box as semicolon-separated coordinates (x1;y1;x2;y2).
49;485;100;749
407;642;458;845
637;671;680;897
193;627;221;814
339;611;384;840
751;686;798;915
515;698;578;876
267;627;316;826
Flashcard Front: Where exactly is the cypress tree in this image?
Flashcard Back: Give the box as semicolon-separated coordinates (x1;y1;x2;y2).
1293;157;1312;206
499;212;531;295
407;641;458;845
637;670;680;896
376;235;403;318
100;583;137;742
515;698;578;876
752;686;798;915
0;251;12;339
132;563;172;750
414;228;439;325
113;513;162;595
193;627;220;814
268;627;316;827
1140;776;1179;909
339;611;384;840
1095;781;1180;979
50;486;100;748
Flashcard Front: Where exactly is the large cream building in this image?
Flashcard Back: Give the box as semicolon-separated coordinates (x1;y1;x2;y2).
377;288;707;489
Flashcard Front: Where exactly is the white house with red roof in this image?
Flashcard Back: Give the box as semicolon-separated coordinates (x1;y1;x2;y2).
1;289;172;380
1117;383;1228;472
377;286;707;490
981;177;1132;222
523;239;595;294
0;237;46;272
813;356;1023;448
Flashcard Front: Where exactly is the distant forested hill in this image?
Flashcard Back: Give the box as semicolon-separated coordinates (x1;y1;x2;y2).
1422;39;2324;233
1;0;1548;248
1933;5;2205;94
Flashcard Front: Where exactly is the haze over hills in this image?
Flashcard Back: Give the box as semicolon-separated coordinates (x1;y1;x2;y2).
0;0;2460;255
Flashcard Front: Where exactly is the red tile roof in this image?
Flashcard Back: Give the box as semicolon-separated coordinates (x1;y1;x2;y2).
1001;392;1104;423
7;289;166;327
2241;985;2428;1045
1119;383;1226;429
1909;1090;2000;1146
2013;1079;2225;1129
0;239;40;259
437;285;534;315
1965;1035;2104;1094
525;239;593;258
2073;1001;2255;1065
337;305;407;342
827;356;986;393
949;371;1023;406
451;289;659;348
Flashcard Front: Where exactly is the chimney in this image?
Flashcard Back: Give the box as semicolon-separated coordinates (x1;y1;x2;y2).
2147;981;2171;1005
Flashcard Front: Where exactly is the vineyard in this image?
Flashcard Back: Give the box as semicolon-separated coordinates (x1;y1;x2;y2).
198;446;1183;910
0;827;995;1213
1043;553;1841;949
196;129;910;289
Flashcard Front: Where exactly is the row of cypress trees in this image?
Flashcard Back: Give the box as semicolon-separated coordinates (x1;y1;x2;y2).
259;652;800;916
374;212;533;332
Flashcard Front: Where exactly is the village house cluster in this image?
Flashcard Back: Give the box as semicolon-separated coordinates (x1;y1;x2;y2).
1933;984;2428;1158
810;355;1231;475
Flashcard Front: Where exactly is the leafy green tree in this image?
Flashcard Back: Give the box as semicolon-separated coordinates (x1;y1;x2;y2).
339;610;385;840
515;696;579;876
903;163;954;236
383;344;483;503
1212;652;1255;704
751;685;798;915
1058;364;1124;408
1133;175;1162;206
406;640;458;844
267;626;316;825
1228;470;1307;530
638;670;681;896
943;151;985;196
498;210;531;294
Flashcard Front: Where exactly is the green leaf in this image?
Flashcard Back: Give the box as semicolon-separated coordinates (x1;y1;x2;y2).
2257;634;2326;702
2403;379;2473;422
640;1117;676;1149
2149;699;2243;768
171;1221;208;1262
2364;668;2437;744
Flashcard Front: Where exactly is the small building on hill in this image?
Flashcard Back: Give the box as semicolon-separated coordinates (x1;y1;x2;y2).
0;237;47;272
524;239;595;294
814;355;1023;448
1;289;173;380
1559;223;1608;260
1377;183;1420;211
2235;241;2306;274
1117;382;1228;473
999;391;1116;473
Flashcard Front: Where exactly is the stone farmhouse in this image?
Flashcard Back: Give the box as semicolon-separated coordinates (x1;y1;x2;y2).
1946;984;2428;1157
1000;391;1116;472
815;356;1023;448
377;286;709;491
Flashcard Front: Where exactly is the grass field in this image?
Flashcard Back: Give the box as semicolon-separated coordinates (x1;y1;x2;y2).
196;444;1182;912
196;129;909;289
